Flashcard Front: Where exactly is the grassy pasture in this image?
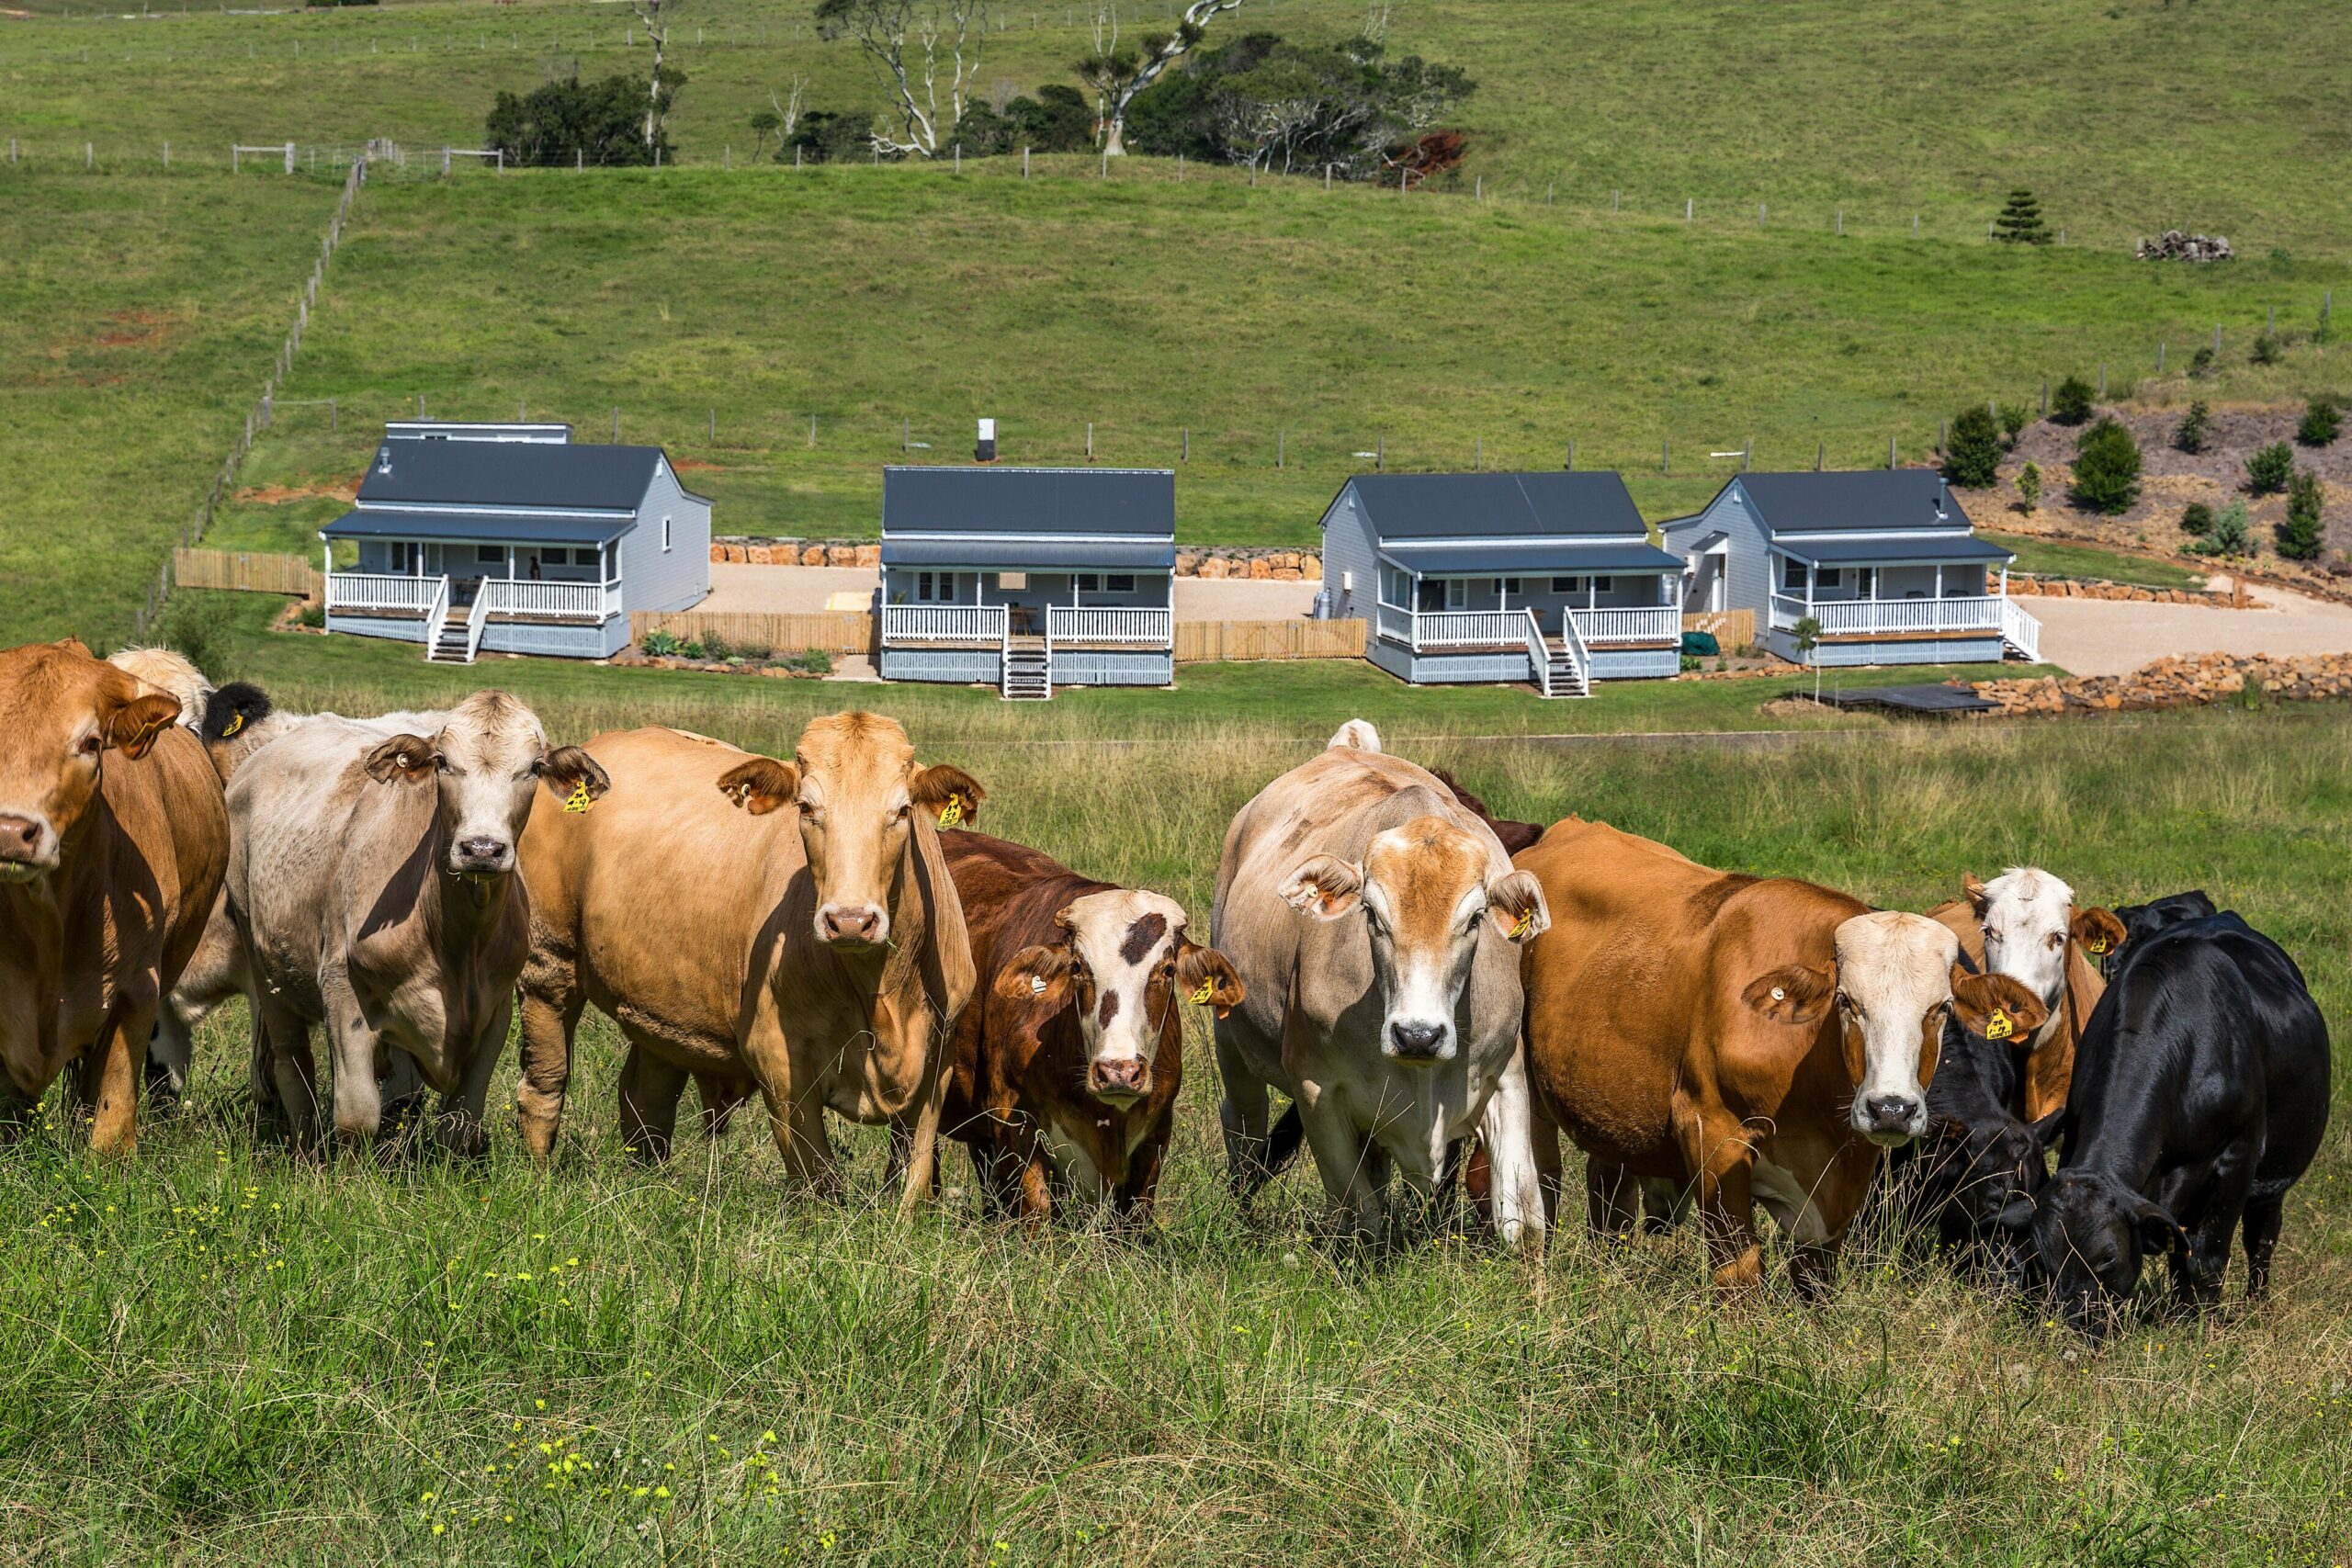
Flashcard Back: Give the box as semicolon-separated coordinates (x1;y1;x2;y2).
2;666;2348;1562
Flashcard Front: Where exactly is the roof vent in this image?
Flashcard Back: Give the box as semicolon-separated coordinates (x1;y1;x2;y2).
375;444;393;476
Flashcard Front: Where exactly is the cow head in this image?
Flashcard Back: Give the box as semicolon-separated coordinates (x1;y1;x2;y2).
1962;868;2125;1024
1742;912;2048;1146
0;639;182;882
1928;1101;2066;1278
995;889;1244;1106
715;712;982;953
364;691;607;879
2104;890;2219;978
2030;1168;2186;1340
1280;814;1547;1065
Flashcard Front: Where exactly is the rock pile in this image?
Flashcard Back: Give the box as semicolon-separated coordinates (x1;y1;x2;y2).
711;539;881;566
1176;548;1321;581
2007;574;2256;608
1971;651;2352;715
2135;231;2233;263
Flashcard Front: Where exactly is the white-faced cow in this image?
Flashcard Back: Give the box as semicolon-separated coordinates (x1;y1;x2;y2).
1929;868;2124;1120
1210;720;1550;1250
228;691;606;1152
514;716;979;1213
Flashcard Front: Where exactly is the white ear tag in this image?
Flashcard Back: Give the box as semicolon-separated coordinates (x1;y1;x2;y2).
1770;987;1786;1002
1030;975;1047;996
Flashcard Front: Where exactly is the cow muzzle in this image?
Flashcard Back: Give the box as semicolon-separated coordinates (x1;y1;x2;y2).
1384;1017;1453;1064
818;902;888;951
1087;1055;1150;1104
450;835;514;877
1856;1092;1925;1145
0;812;58;880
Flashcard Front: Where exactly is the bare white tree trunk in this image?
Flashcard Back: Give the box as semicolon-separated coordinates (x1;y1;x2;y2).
629;0;673;152
1101;0;1245;156
829;0;991;159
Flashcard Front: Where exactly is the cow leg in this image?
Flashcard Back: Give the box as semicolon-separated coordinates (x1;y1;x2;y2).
147;998;196;1111
2175;1150;2255;1313
1114;1127;1169;1229
1586;1158;1643;1239
254;995;321;1149
515;954;584;1162
1676;1102;1762;1292
616;1045;690;1163
1475;1052;1547;1256
1295;1097;1386;1243
437;994;512;1159
891;1043;950;1220
1215;1032;1277;1202
77;1004;152;1156
321;981;385;1153
2241;1192;2286;1303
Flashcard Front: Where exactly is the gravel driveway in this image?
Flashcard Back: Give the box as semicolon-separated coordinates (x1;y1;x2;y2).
2025;574;2352;676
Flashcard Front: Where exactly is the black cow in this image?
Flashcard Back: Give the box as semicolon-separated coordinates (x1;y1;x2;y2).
2099;890;2219;978
1885;1007;2064;1280
2031;911;2330;1337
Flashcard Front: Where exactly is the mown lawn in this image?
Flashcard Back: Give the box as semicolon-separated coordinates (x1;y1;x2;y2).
1983;531;2211;592
2;678;2347;1563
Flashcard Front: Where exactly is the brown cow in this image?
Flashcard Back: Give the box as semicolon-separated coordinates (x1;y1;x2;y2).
1929;868;2123;1120
515;716;980;1213
932;830;1244;1224
0;639;226;1152
1518;819;2047;1294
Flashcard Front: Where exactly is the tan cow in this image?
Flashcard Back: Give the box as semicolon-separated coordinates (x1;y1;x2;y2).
514;716;980;1213
1210;720;1551;1248
0;639;226;1153
229;692;606;1151
1929;868;2123;1120
1519;819;2047;1295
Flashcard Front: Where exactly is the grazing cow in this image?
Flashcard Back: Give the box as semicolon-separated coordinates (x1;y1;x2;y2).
1518;819;2046;1294
1929;869;2123;1121
514;716;980;1212
2103;890;2219;976
0;639;226;1152
1211;720;1551;1249
230;691;606;1151
933;830;1244;1223
2030;911;2329;1337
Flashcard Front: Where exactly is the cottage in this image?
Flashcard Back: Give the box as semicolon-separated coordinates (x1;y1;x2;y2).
877;466;1175;699
1317;472;1685;695
319;422;710;661
1659;470;2040;666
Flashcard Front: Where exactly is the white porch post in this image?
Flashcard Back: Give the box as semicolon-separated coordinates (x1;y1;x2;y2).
1998;562;2009;598
1804;561;1815;609
1498;576;1508;613
506;546;515;581
1935;563;1945;599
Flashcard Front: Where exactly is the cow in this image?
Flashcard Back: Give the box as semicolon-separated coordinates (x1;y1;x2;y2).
931;830;1244;1224
1928;868;2123;1122
2103;890;2219;976
1210;719;1551;1250
0;639;227;1153
106;646;277;779
1517;818;2047;1295
229;691;607;1153
514;715;981;1214
2029;910;2329;1338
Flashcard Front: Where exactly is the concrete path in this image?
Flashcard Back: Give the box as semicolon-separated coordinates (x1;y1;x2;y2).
2024;574;2352;676
695;563;1323;623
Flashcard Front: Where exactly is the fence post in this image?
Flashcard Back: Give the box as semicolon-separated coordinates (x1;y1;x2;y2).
1086;423;1094;461
1815;439;1824;472
809;412;817;446
613;407;620;440
2158;342;2165;372
710;408;717;442
1023;146;1030;178
85;141;93;169
284;142;294;175
2041;380;2049;417
1565;438;1573;471
1324;164;1330;192
163;141;169;168
1888;434;1897;469
1685;197;1692;220
1661;439;1668;474
1378;433;1385;470
1836;208;1842;235
2213;323;2222;355
2098;364;2107;398
954;143;959;174
1912;214;1918;237
444;147;451;176
1182;427;1189;462
578;149;583;172
330;397;336;433
418;391;426;415
1611;188;1618;211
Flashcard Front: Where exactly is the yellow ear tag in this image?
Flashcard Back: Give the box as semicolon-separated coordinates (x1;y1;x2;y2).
1189;979;1215;1006
1984;1008;2015;1042
1510;908;1536;941
220;712;243;738
2084;936;2110;955
562;779;594;815
935;795;964;831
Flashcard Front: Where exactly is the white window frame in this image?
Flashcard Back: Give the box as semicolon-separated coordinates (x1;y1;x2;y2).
1818;567;1843;591
1076;572;1102;593
1551;575;1580;593
662;515;673;552
1592;575;1613;592
1781;555;1806;592
1444;578;1467;611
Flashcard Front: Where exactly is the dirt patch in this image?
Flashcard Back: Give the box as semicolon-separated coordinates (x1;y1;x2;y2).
1758;696;1838;717
93;310;173;350
236;479;358;506
672;458;723;472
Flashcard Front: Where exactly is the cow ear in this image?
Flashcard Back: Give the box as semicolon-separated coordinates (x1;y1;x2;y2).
1176;942;1247;1020
2130;1195;2187;1260
2070;906;2126;959
1485;869;1549;944
911;763;984;829
718;757;798;815
364;733;437;784
539;746;611;806
1740;963;1835;1026
1951;967;2048;1043
200;681;270;743
1962;871;1992;919
2027;1105;2069;1155
1279;855;1363;920
996;943;1075;1008
104;691;183;760
1996;1196;2037;1232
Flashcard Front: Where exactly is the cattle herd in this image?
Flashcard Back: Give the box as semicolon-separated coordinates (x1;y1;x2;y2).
0;637;2332;1340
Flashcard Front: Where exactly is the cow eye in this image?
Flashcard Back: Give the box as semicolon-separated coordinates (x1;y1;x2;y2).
891;803;910;822
527;757;547;776
2047;932;2066;951
75;733;103;757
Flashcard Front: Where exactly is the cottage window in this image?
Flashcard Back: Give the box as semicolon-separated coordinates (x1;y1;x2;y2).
1106;573;1136;593
1503;577;1523;595
1817;568;1843;591
1592;576;1613;592
1551;576;1579;593
1781;556;1806;592
476;546;503;565
662;515;673;551
1853;567;1875;598
1444;579;1467;611
1076;573;1101;593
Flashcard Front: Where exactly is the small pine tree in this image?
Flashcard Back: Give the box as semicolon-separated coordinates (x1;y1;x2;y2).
1998;402;2030;441
1993;188;2051;244
2016;461;2043;513
2251;332;2283;366
2278;470;2325;560
2173;400;2211;453
2180;501;2214;536
2208;500;2254;556
2050;375;2097;425
1942;405;2005;487
2297;398;2342;447
2070;418;2143;515
2246;441;2296;493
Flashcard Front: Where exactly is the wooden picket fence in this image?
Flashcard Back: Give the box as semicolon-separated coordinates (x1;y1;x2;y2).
630;609;876;655
1173;618;1365;664
173;547;322;598
1681;608;1755;648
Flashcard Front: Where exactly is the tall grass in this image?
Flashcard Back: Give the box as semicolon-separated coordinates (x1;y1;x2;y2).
3;695;2347;1563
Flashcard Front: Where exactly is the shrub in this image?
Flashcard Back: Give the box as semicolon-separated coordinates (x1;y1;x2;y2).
2173;400;2211;453
2180;501;2214;536
2245;441;2295;493
2189;500;2253;556
2189;344;2216;378
486;72;681;167
2015;461;2042;513
2050;376;2096;425
782;648;835;675
641;629;680;657
2068;418;2142;514
2278;470;2326;560
297;598;326;629
697;630;730;661
150;593;236;682
1941;405;2004;487
1992;188;2051;244
2251;332;2283;366
952;85;1094;156
782;107;880;164
2297;398;2342;447
1998;402;2030;441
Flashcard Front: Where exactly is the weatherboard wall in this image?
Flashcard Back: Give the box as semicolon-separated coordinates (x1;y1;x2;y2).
1661;482;1774;622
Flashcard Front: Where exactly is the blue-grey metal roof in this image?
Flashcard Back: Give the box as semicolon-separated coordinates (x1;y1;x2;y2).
321;509;634;546
880;467;1174;569
1775;535;2013;567
359;435;682;512
1380;539;1683;575
1343;472;1647;542
1736;471;1974;535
